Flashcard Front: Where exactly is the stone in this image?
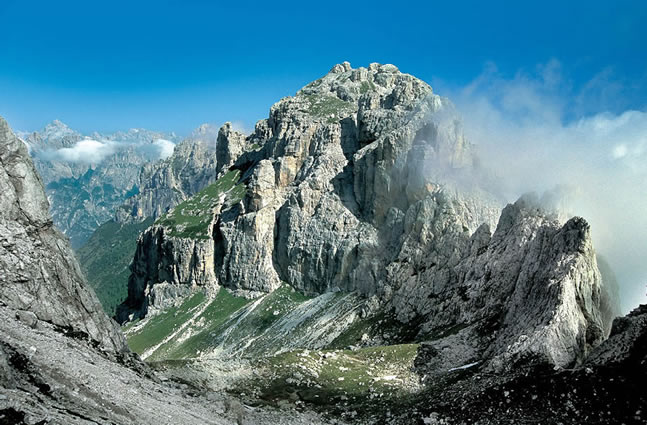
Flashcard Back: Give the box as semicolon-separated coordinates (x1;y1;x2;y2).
216;122;247;176
15;310;38;328
115;123;220;224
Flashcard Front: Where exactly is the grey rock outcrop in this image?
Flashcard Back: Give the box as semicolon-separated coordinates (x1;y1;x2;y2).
120;63;613;372
398;304;647;425
120;224;220;319
585;303;647;368
216;122;247;175
0;116;126;352
405;195;606;372
0;304;227;425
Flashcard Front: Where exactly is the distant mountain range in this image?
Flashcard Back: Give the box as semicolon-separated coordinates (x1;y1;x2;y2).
20;120;180;247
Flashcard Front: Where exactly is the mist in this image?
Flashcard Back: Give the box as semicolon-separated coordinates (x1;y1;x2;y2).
39;137;176;164
40;139;116;164
440;60;647;313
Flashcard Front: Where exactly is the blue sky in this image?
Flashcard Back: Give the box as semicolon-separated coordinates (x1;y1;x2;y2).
0;0;646;134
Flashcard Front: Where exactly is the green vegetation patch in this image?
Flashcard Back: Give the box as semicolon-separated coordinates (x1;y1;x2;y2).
237;344;421;417
158;288;252;360
156;170;245;239
126;291;206;355
237;284;312;333
302;94;356;123
132;283;360;362
360;80;376;94
214;284;319;355
150;284;315;361
77;217;154;315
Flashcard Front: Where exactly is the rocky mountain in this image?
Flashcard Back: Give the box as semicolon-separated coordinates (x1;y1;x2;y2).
0;59;643;424
23;120;179;247
119;63;498;317
104;63;637;423
118;62;608;358
0;115;339;425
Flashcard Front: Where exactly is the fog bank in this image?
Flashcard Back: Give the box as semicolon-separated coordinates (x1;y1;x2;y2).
440;61;647;313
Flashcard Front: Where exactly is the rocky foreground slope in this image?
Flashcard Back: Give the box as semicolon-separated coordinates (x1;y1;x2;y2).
0;116;338;425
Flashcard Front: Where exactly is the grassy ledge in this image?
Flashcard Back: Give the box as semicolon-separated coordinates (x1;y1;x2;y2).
302;94;356;123
155;170;245;239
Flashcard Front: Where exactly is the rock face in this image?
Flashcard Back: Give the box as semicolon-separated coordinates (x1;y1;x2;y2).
24;120;179;247
119;63;613;373
123;225;220;317
0;116;126;352
586;303;647;369
407;195;607;372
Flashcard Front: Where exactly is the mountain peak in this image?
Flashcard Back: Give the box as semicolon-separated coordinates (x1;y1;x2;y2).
40;119;79;141
296;61;431;110
46;119;71;131
328;61;352;73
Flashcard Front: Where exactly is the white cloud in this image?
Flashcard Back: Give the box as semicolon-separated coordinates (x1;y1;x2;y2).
440;61;647;313
39;135;178;163
41;138;116;164
152;138;175;159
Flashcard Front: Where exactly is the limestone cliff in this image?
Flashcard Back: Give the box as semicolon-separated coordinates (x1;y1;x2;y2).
405;195;606;372
119;63;612;372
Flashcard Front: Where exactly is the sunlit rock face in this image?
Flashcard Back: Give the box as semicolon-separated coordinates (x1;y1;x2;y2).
119;63;612;372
